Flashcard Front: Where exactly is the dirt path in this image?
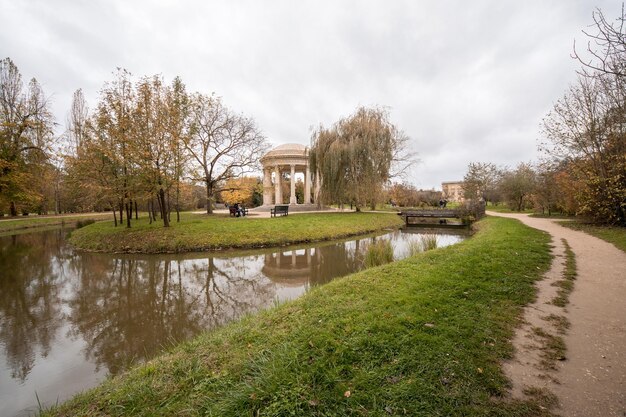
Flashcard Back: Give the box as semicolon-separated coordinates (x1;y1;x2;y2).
488;212;626;416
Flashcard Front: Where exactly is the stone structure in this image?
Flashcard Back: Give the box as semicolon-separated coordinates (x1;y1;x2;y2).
260;143;318;207
441;181;465;203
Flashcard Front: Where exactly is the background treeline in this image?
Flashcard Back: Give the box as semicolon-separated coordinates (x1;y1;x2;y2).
0;60;268;226
463;7;625;225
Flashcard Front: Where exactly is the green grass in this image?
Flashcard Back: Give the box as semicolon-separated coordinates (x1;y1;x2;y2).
532;327;567;371
0;212;112;233
43;216;554;416
69;212;405;253
558;221;626;253
486;205;533;214
551;239;577;308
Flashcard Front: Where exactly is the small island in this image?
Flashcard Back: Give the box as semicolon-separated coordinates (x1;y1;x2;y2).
69;212;405;253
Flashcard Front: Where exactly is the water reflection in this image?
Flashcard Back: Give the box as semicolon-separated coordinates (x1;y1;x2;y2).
0;227;465;417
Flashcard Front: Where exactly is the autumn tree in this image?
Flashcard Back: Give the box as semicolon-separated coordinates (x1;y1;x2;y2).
388;182;419;207
541;74;626;224
309;106;414;210
219;176;260;206
165;77;190;222
185;94;267;214
132;75;174;226
0;58;55;216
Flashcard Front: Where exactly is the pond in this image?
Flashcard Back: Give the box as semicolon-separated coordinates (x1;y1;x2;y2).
0;226;466;417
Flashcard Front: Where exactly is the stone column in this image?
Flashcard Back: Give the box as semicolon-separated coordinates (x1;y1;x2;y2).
289;164;297;205
304;164;311;204
263;167;273;205
274;166;282;204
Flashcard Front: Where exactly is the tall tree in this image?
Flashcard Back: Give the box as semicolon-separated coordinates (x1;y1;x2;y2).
185;94;267;214
309;106;414;210
67;89;89;151
165;77;189;223
0;58;55;215
132;75;172;227
462;162;502;203
499;163;537;211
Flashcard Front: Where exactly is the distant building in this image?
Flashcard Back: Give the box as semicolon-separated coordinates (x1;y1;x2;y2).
441;181;465;202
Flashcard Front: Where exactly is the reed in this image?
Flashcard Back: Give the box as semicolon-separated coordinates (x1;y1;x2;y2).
364;239;394;267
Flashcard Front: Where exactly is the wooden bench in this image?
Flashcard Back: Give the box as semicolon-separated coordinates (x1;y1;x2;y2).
270;205;289;217
229;206;249;217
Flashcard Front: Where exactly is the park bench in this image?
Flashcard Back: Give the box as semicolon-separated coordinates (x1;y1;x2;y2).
270;205;289;217
229;205;249;217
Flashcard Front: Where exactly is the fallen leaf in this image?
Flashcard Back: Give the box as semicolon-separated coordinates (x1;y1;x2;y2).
424;323;435;328
344;390;351;398
477;367;483;374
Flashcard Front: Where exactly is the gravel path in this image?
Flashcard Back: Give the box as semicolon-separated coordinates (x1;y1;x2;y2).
488;212;626;416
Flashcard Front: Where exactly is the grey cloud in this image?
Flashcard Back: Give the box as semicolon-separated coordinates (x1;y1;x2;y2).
0;0;619;188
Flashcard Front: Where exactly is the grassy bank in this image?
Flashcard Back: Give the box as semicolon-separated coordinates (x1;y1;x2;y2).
69;212;405;253
0;212;111;234
559;221;626;253
45;216;553;416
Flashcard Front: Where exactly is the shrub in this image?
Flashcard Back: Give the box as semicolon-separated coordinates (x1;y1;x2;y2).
75;219;96;229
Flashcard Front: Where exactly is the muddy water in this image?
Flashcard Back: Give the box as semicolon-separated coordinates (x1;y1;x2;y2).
0;227;465;416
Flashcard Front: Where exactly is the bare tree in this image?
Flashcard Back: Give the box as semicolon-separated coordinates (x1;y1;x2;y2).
185;94;267;214
573;5;626;78
67;89;89;151
462;162;501;203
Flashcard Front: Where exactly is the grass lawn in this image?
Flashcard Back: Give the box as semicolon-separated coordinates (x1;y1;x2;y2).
0;212;112;234
44;216;555;416
69;212;405;253
486;205;534;214
558;221;626;253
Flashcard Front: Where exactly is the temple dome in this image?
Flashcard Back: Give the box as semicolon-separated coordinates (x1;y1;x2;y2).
262;143;308;160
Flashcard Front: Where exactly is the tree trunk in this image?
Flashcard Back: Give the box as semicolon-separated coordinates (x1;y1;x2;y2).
148;200;153;224
9;201;17;217
151;195;158;220
119;201;124;226
159;188;170;227
112;202;118;227
125;202;131;228
156;195;163;219
134;200;138;220
176;184;180;223
205;180;213;214
167;190;171;223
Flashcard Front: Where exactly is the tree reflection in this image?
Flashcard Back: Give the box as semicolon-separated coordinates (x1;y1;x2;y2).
0;230;65;382
0;229;379;384
65;254;276;375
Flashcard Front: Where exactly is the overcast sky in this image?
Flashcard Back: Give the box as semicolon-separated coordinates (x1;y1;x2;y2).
0;0;619;189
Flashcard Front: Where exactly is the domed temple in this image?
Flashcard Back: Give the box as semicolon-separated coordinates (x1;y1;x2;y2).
259;143;319;210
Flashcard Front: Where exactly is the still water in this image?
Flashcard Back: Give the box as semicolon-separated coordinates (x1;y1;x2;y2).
0;227;465;417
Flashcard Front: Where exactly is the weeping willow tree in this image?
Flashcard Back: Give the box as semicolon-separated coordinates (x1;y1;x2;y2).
310;106;414;210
